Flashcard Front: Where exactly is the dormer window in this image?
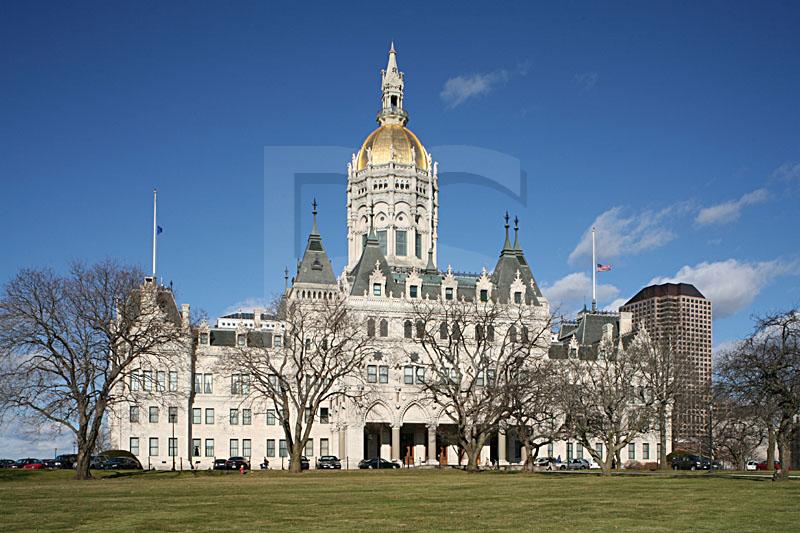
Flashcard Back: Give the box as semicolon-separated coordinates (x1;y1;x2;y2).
237;334;246;347
409;285;418;298
199;332;209;345
373;283;381;296
445;287;453;300
514;291;522;304
480;289;488;302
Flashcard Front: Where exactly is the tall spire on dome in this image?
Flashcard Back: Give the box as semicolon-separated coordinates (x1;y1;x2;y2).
379;42;407;126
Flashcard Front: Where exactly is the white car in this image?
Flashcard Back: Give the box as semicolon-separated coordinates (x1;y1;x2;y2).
588;460;602;469
745;460;758;471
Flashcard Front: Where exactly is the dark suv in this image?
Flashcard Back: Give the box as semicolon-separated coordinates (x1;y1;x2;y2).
54;454;77;469
225;457;250;470
671;454;710;471
316;455;342;469
101;456;142;470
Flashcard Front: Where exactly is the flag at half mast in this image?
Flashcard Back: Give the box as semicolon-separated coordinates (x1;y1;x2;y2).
596;263;612;272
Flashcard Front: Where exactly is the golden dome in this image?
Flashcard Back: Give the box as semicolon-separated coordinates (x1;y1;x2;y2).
356;125;428;171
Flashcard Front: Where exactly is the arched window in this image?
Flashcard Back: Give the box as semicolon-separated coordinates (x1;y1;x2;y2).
379;319;388;337
439;322;448;340
367;318;376;338
404;320;413;339
509;325;517;344
416;320;425;338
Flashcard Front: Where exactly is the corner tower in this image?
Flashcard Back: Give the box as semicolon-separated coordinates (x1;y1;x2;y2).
346;44;439;272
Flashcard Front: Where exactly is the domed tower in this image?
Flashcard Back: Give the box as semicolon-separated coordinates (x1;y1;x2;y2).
346;43;439;272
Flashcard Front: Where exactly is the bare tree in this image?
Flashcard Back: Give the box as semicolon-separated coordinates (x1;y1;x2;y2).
634;329;691;469
710;387;765;471
223;295;373;473
0;262;186;479
408;297;550;472
507;357;564;471
557;334;656;476
715;309;800;480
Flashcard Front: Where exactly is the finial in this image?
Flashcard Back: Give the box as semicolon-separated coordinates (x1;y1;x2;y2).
369;202;375;233
502;211;512;251
513;215;520;250
504;211;510;227
284;267;289;290
311;198;319;235
390;41;396;54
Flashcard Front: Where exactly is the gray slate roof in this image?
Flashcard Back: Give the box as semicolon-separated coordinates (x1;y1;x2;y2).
294;222;337;286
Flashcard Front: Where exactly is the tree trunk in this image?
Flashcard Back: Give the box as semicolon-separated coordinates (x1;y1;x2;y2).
776;431;792;481
766;425;776;472
74;445;92;480
465;445;480;472
523;444;536;472
289;444;303;473
658;405;669;470
601;453;614;476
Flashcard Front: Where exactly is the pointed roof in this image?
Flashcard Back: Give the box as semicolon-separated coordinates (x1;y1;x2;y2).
491;213;542;304
294;200;336;286
385;42;399;78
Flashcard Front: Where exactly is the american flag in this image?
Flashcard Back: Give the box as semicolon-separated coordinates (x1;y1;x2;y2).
596;263;612;272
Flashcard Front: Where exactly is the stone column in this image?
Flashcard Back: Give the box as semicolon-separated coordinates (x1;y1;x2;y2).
427;424;437;463
498;429;507;465
338;426;346;460
391;425;401;462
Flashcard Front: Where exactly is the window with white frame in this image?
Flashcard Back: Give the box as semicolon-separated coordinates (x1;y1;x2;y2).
130;405;139;423
192;408;201;425
149;406;158;423
304;439;313;457
156;371;166;392
242;439;252;458
168;437;177;457
130;437;139;455
149;437;158;456
266;409;276;425
367;365;377;383
230;409;239;425
205;408;215;424
130;370;140;391
242;409;252;425
577;443;584;460
192;438;201;457
320;407;329;424
415;367;426;384
596;442;603;461
320;438;329;457
168;406;178;424
193;373;202;393
567;442;573;461
403;366;414;384
643;443;650;460
169;371;178;392
143;370;153;391
396;229;407;256
379;365;389;383
628;442;636;460
204;374;213;394
279;439;287;458
547;442;554;457
205;439;214;457
266;439;276;457
230;439;239;457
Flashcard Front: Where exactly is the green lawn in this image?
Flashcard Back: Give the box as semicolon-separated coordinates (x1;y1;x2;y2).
1;468;797;532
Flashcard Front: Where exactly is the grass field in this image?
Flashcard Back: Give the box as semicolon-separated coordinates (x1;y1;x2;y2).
1;468;798;532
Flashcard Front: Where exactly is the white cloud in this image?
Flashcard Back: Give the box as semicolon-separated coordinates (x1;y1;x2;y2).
573;72;599;91
649;258;799;319
542;272;619;313
569;205;683;265
772;161;800;182
695;188;769;226
441;62;530;109
223;297;272;316
604;297;629;313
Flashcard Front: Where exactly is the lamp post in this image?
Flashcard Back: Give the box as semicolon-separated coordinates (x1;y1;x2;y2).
170;410;176;472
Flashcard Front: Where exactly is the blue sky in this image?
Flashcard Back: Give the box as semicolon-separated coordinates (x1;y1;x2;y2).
1;0;799;442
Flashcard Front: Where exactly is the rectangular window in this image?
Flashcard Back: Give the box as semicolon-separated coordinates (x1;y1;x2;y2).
129;405;139;423
577;443;584;460
514;291;522;304
230;409;239;425
445;287;453;300
320;438;330;457
379;365;389;384
404;366;414;385
643;443;650;460
242;409;252;425
130;370;140;391
242;439;252;458
156;371;166;392
320;407;329;424
193;373;202;393
192;408;201;425
416;367;426;384
377;230;387;256
395;230;407;256
628;442;636;460
231;374;241;395
200;332;209;345
168;437;177;457
205;408;215;424
143;370;153;391
168;406;178;424
304;407;312;422
266;409;276;426
372;283;381;296
409;285;418;298
547;442;554;457
149;406;158;423
130;437;139;456
149;437;158;456
192;439;201;457
596;443;603;461
266;439;276;458
480;289;488;302
274;335;282;348
204;374;213;394
169;370;178;392
476;372;484;387
304;439;314;457
230;439;239;457
367;365;377;383
567;442;573;461
205;439;214;457
279;439;288;458
415;231;422;259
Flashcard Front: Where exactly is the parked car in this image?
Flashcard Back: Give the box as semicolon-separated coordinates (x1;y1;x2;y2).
0;459;16;468
671;454;711;471
213;459;228;471
89;455;109;469
288;456;310;470
756;461;781;471
13;458;42;469
53;454;77;469
358;458;400;469
563;459;590;470
533;456;556;468
41;459;58;469
710;460;722;470
100;456;142;470
588;460;602;470
225;457;250;470
316;455;342;469
745;460;758;471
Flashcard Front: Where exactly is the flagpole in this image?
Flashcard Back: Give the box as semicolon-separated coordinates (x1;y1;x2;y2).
592;226;597;313
152;189;157;276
